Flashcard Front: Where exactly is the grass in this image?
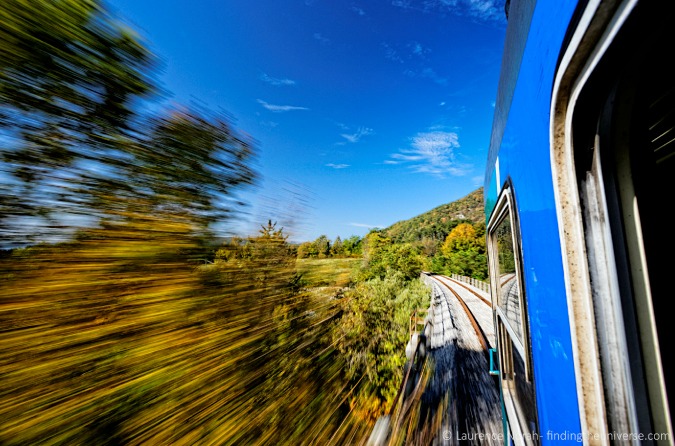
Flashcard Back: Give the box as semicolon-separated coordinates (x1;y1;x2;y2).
296;257;361;298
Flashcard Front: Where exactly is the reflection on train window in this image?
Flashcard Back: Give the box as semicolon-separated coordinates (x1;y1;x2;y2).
495;215;522;343
488;188;539;445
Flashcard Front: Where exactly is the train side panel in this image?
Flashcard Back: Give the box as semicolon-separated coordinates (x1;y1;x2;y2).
487;0;674;444
485;0;585;443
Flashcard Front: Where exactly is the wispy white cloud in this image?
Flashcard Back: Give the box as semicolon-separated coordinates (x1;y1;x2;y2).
405;67;448;86
259;120;279;129
313;33;330;44
383;41;431;65
408;41;430;58
392;0;506;23
340;127;373;143
471;175;484;186
382;42;403;63
257;99;309;112
260;73;296;86
326;163;350;169
351;6;366;15
391;0;412;8
349;222;383;229
421;67;448;86
388;130;471;178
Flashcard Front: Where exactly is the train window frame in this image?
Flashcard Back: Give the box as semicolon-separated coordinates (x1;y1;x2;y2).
487;184;539;446
551;0;673;439
488;185;530;374
489;191;526;362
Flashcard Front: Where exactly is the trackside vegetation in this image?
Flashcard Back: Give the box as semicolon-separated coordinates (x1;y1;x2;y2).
0;1;488;444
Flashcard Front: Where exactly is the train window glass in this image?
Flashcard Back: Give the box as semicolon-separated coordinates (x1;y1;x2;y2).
495;216;522;344
488;187;539;445
508;334;538;443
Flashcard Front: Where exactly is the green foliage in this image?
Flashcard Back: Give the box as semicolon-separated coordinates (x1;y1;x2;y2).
334;271;431;423
432;250;488;280
296;234;362;259
0;0;156;242
357;230;427;282
331;235;344;256
325;195;489;430
431;222;488;280
216;220;296;289
332;229;432;424
295;257;360;291
372;188;488;282
0;1;256;246
313;234;331;258
0;2;369;444
0;3;490;444
296;240;317;258
342;235;363;257
383;188;484;247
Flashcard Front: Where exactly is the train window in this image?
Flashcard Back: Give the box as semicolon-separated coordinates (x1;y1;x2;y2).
488;186;539;445
554;0;674;439
495;216;522;344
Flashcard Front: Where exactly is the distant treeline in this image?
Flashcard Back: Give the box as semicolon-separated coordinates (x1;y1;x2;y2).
295;234;363;258
294;219;487;281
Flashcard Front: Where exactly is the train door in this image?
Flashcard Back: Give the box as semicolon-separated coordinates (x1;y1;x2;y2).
487;185;539;445
552;0;674;442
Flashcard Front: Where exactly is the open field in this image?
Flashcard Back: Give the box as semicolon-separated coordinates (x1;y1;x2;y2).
296;257;361;298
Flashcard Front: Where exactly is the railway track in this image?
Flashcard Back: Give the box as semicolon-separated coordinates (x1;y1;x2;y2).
432;275;491;353
433;275;496;351
418;273;503;445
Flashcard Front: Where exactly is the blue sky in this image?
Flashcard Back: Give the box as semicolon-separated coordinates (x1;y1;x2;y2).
106;0;507;242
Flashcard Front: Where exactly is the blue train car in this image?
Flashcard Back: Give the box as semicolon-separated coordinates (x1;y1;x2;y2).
484;0;674;444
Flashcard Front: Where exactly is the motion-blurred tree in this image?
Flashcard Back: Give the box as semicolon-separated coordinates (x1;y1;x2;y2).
0;2;375;445
126;109;256;231
0;1;257;246
0;0;157;243
211;221;359;444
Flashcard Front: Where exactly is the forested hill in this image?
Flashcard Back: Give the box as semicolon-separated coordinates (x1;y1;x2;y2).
383;187;484;244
